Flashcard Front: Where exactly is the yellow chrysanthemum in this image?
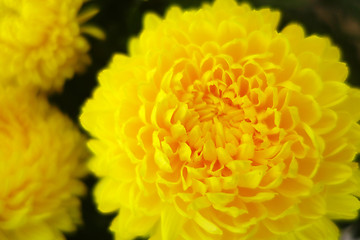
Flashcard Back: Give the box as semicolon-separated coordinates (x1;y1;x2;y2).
81;0;360;239
0;87;88;240
0;0;104;92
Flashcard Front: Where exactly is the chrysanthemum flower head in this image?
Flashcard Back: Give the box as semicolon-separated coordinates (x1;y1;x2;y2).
81;0;360;239
0;0;104;92
0;87;88;240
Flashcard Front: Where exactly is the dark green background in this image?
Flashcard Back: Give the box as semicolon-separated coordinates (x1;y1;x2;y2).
50;0;360;239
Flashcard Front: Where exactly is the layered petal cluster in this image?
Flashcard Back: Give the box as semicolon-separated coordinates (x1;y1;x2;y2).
81;0;360;239
0;0;103;91
0;87;88;240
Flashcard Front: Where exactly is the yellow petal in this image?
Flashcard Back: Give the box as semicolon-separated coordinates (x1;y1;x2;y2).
281;24;305;51
77;7;100;24
268;35;289;64
277;175;313;197
246;31;270;56
332;88;360;121
81;25;106;40
316;81;349;107
94;178;123;212
264;214;299;234
263;195;297;219
144;13;162;30
320;61;348;82
237;169;265;189
194;212;223;235
203;139;217;162
216;147;232;165
111;208;159;240
154;149;173;172
13;223;59;240
298;194;326;219
295;217;339;240
312;108;337;135
292;68;322;96
160;206;186;240
206;192;235;206
179;142;192;162
314;161;352;185
326;194;360;219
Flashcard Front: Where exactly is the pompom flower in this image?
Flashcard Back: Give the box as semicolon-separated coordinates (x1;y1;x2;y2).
0;87;88;240
0;0;104;91
81;0;360;239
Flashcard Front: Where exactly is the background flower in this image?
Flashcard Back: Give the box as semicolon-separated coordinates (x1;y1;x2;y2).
0;87;88;240
81;0;360;239
0;0;103;92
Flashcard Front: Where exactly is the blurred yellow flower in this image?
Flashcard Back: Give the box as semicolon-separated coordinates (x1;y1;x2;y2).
0;87;88;240
0;0;104;92
81;0;360;239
